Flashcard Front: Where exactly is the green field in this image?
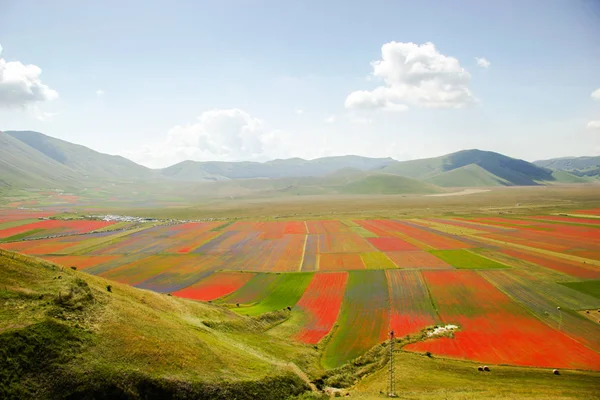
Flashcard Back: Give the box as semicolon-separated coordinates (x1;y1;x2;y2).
235;273;314;316
429;249;509;269
559;280;600;299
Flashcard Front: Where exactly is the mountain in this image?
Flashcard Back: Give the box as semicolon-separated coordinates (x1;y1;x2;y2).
160;155;395;181
5;131;158;181
190;170;442;197
0;131;83;189
534;156;600;178
382;149;584;187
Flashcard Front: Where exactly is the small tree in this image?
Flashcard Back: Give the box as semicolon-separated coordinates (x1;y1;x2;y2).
106;285;112;293
70;266;77;270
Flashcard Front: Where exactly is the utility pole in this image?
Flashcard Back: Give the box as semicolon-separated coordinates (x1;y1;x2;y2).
388;330;396;397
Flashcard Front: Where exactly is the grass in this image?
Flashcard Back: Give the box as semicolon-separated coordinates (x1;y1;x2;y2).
0;249;318;399
353;351;600;399
235;273;314;316
559;280;600;299
2;228;45;242
429;249;509;269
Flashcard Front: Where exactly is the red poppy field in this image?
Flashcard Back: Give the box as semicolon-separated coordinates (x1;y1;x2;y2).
1;209;600;372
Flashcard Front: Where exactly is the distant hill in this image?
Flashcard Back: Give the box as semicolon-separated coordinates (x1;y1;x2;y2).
160;155;395;181
5;131;158;182
0;132;83;189
0;130;593;193
192;171;442;197
534;156;600;179
382;149;583;187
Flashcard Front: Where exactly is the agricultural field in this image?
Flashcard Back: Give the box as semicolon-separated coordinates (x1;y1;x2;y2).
2;204;600;380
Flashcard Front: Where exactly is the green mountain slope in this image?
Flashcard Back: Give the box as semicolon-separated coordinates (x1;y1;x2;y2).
6;131;158;181
0;132;83;189
534;156;600;179
0;249;316;398
383;149;575;186
425;164;510;187
160;155;395;181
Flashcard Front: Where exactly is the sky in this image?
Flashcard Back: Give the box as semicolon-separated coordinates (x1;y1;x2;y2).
1;0;600;169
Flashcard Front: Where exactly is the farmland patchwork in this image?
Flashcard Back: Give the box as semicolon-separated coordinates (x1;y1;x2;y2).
2;211;600;371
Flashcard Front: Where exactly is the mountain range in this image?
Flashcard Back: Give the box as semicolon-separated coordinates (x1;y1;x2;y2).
0;130;595;196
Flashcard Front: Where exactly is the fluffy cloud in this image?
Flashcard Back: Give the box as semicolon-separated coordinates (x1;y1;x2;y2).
96;89;104;96
0;44;58;107
127;108;291;168
592;88;600;100
345;41;474;111
587;120;600;129
295;108;304;115
475;57;491;68
324;115;336;124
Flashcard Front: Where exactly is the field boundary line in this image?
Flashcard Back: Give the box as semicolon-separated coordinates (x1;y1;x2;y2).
298;234;308;272
467;235;600;267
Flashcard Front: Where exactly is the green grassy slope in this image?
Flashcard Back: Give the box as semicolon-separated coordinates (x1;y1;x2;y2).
160;156;395;182
6;131;158;181
0;132;83;189
425;164;510;187
353;351;600;399
548;170;590;184
0;250;318;399
382;149;571;187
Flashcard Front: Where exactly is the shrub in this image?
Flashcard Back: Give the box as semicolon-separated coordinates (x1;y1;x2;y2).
70;266;77;271
106;285;112;293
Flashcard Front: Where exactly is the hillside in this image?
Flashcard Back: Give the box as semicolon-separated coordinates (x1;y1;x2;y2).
0;249;317;399
6;131;159;182
424;164;510;187
534;156;600;179
0;132;83;190
383;149;582;186
160;155;395;182
189;171;442;198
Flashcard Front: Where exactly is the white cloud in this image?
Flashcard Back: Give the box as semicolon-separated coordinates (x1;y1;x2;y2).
96;89;104;96
345;41;474;111
127;108;292;168
587;120;600;129
0;44;58;108
475;57;491;68
295;108;304;115
591;88;600;100
324;115;336;124
31;107;57;122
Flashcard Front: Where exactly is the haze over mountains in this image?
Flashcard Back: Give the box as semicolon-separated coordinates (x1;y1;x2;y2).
1;130;595;196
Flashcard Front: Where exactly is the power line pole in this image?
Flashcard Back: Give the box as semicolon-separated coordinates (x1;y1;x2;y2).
388;329;396;397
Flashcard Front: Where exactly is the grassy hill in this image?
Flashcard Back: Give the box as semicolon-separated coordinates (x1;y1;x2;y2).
160;156;395;182
0;250;318;399
535;156;600;179
6;131;159;182
425;164;510;187
0;132;83;190
383;149;583;186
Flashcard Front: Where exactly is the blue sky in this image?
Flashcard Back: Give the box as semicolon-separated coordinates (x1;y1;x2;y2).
1;0;599;168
